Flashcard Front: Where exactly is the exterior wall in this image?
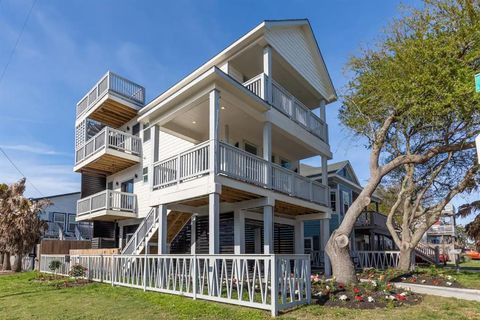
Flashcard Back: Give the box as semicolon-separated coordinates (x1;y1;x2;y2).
38;193;83;236
265;26;331;101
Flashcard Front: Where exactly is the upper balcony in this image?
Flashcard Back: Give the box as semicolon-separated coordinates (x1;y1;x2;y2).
355;211;388;229
427;224;455;235
76;190;137;222
152;140;329;207
244;73;328;143
76;72;145;128
74;126;142;174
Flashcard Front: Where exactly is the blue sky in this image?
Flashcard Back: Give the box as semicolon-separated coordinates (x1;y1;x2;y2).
0;0;476;224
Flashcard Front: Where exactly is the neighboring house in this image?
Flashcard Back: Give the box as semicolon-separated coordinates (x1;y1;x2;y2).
33;192;92;240
300;161;394;268
73;19;336;261
422;204;457;259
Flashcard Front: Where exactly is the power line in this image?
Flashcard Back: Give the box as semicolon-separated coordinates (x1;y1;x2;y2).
0;0;37;87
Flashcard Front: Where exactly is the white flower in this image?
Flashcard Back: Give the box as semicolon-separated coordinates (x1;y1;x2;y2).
326;285;330;290
367;296;375;303
371;280;377;287
339;294;348;301
386;295;396;300
421;279;426;283
446;282;452;286
446;275;453;280
295;289;299;295
401;277;407;281
400;292;408;297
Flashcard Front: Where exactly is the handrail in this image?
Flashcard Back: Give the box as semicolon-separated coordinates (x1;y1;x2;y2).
76;71;145;117
77;190;137;216
152;140;329;206
121;208;157;255
75;126;142;164
243;73;328;142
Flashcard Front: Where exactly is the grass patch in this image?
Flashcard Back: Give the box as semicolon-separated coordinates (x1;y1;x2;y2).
0;272;479;319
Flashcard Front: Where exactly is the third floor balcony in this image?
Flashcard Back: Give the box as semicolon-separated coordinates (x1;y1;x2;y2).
76;72;145;128
243;73;328;142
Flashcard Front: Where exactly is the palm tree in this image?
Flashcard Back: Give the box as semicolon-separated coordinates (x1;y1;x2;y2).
0;179;49;271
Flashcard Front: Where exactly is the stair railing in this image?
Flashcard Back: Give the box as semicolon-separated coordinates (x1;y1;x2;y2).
121;208;157;254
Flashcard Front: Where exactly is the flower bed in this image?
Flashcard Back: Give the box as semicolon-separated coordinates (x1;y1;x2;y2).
359;267;463;288
311;274;422;309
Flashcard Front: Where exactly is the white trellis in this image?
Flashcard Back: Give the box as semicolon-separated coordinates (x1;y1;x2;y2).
39;254;311;316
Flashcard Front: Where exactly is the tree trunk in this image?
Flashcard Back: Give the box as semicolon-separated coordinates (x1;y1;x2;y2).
325;231;356;283
0;251;4;269
2;252;11;271
13;254;22;272
398;247;413;271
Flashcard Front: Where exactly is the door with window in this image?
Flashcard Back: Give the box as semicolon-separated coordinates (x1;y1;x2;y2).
120;179;134;210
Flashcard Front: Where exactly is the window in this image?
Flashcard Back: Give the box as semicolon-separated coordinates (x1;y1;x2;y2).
342;191;351;216
142;167;148;183
68;214;76;232
330;191;337;211
143;125;151;142
244;142;257;155
107;181;113;190
304;237;313;253
280;158;292;170
121;179;134;193
132;123;140;136
53;212;65;227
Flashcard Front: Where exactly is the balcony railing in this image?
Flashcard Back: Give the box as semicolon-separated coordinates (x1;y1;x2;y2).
428;224;455;234
76;71;145;117
243;73;328;142
355;210;388;228
77;190;136;216
75;126;142;164
152;140;328;206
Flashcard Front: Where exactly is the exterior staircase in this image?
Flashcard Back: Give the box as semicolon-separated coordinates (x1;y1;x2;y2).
121;208;192;255
414;242;438;264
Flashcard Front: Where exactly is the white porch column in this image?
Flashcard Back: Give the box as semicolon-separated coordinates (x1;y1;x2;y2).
321;155;329;204
190;215;197;254
320;219;331;276
118;225;124;249
209;89;220;175
209;193;220;254
233;209;245;254
153;124;160;163
263;205;274;254
263;121;272;187
319;100;326;122
158;205;168;254
294;220;305;254
263;46;272;103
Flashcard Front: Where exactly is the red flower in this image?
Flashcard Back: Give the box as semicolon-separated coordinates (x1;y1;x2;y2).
338;284;345;289
395;294;407;301
355;295;364;302
411;277;417;283
353;287;361;294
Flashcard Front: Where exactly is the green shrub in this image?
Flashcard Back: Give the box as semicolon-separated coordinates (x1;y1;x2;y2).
69;264;87;278
48;260;62;275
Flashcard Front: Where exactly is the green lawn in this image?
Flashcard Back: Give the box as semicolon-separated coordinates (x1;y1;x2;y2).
0;272;479;320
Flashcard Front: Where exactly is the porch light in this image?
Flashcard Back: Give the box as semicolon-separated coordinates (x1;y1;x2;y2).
192;121;197;124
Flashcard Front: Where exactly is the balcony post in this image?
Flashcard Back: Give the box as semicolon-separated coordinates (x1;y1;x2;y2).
233;209;245;254
158;205;168;254
321;156;328;203
190;215;197;254
320;219;331;276
209;89;220;175
263;204;274;254
263;121;272;188
209;193;220;254
294;219;304;254
263;46;272;103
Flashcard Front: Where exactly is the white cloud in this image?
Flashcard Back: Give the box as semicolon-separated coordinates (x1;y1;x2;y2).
0;144;70;156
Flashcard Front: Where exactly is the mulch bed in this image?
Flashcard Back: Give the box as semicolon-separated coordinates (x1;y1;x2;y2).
311;274;422;309
359;268;463;289
32;273;91;288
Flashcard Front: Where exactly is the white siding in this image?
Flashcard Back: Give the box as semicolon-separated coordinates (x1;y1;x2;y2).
265;26;331;100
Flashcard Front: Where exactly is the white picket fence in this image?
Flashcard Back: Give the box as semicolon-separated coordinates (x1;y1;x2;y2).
354;251;400;269
40;254;311;316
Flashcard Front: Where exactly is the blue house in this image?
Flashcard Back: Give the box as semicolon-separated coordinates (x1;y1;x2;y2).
300;161;394;267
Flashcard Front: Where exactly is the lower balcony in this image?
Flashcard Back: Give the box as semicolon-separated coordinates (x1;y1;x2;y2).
76;190;137;222
74;126;142;174
152;140;328;207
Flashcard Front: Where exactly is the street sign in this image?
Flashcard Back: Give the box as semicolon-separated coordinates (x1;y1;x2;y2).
476;73;480;92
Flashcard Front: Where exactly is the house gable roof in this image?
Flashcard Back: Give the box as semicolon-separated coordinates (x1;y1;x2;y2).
300;160;361;186
139;19;336;120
